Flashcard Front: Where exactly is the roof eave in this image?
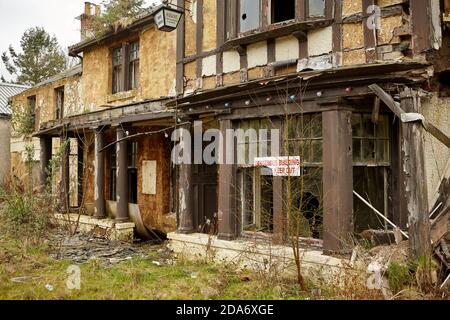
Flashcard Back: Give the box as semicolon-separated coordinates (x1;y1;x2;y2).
68;7;161;56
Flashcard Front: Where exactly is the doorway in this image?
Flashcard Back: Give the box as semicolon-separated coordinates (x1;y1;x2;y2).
192;163;218;234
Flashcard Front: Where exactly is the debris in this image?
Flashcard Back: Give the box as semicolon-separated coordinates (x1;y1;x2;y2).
48;228;151;265
190;272;198;279
239;275;251;282
440;274;450;290
10;276;40;283
45;284;54;291
152;261;161;266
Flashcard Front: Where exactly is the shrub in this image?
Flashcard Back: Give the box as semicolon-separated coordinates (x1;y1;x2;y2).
388;262;414;294
0;175;53;243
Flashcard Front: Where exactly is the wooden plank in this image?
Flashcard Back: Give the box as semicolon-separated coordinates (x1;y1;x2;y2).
368;84;404;117
410;0;432;54
422;121;450;149
217;119;237;240
322;109;354;253
431;208;450;245
400;88;432;259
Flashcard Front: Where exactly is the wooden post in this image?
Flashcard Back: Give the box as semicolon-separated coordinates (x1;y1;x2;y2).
322;109;354;253
400;88;432;259
178;123;195;233
39;136;52;189
59;136;70;212
94;129;106;218
218;119;237;240
116;127;129;221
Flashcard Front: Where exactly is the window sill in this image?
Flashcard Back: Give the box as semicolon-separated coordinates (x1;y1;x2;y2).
223;18;333;50
107;89;137;103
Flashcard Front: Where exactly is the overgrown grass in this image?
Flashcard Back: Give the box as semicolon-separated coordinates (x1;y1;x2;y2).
0;236;316;300
388;262;414;294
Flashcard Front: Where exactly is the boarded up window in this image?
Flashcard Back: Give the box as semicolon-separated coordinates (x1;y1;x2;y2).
142;160;157;195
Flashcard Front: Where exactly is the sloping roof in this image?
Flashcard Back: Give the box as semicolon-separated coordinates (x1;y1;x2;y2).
0;83;29;116
33;65;82;88
69;5;162;56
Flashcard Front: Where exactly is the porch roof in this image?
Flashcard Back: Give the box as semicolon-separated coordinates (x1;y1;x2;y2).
169;61;431;108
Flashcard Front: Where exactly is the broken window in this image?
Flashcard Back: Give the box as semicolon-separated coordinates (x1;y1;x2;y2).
285;114;323;239
238;115;323;239
112;47;123;94
271;0;296;24
27;95;36;119
239;0;261;33
128;41;140;90
352;113;391;234
238;119;274;232
55;87;64;120
308;0;326;17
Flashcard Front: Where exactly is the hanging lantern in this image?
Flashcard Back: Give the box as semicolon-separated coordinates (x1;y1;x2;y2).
154;5;184;32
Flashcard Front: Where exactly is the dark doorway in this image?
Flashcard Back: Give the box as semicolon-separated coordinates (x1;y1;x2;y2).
192;163;218;234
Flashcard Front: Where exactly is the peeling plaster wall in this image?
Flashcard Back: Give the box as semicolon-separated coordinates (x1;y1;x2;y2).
308;27;333;57
82;26;176;111
180;0;426;92
247;41;268;69
202;0;217;52
98;127;174;233
275;36;299;61
421;95;450;207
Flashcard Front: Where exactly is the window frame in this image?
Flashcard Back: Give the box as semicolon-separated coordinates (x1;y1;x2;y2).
351;113;393;233
237;114;324;240
226;0;332;40
111;40;140;94
55;86;64;120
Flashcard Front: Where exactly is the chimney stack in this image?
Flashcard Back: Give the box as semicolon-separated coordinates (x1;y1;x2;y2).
80;2;101;41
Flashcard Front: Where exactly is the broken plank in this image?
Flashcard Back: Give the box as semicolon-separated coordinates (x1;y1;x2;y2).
431;207;450;246
368;84;404;117
422;120;450;149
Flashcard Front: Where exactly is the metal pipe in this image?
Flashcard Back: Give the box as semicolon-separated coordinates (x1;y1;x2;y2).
353;190;409;239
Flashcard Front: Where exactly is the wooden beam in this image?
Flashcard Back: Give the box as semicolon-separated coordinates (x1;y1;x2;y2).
322;109;354;253
217;119;237;240
400;88;432;259
370;84;450;149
